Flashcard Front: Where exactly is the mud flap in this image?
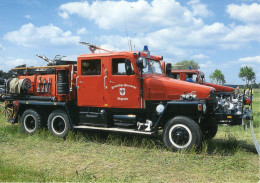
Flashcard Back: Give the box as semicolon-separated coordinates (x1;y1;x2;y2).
249;120;260;156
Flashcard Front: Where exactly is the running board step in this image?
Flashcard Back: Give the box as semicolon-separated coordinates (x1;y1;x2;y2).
73;125;153;135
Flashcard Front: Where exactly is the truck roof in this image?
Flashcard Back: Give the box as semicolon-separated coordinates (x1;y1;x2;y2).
171;69;203;74
78;51;162;61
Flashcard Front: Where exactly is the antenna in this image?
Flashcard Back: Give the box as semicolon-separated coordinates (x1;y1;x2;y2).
130;40;132;51
124;20;131;51
79;42;113;53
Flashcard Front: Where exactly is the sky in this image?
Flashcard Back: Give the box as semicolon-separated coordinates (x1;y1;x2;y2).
0;0;260;84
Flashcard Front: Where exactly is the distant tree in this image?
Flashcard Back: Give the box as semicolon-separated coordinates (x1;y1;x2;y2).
238;66;256;86
173;60;200;70
252;82;260;88
209;69;226;85
0;78;4;85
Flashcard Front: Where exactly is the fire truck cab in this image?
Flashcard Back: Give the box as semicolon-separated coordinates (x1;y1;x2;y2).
77;52;141;108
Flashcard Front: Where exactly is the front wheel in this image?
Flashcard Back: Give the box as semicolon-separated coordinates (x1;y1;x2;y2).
163;116;202;151
48;109;70;138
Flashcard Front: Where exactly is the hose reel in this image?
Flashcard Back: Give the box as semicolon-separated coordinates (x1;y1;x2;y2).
7;78;32;94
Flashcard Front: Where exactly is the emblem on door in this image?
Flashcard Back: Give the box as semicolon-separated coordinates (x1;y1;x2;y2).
119;88;126;96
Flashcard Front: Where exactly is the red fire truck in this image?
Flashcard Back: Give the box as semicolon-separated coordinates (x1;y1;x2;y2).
0;44;255;152
170;69;234;93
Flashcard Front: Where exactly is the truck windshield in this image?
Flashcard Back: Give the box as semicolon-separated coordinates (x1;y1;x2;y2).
143;59;163;75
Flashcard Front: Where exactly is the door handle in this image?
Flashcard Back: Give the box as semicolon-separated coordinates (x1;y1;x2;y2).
79;81;84;84
110;81;114;84
104;76;108;89
76;76;79;89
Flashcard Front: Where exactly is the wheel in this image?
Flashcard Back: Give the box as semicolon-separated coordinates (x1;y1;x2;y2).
202;124;218;140
48;109;70;138
163;116;202;151
21;109;42;134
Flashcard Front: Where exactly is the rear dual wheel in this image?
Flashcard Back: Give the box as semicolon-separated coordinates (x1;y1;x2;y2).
21;109;42;134
163;116;202;151
47;109;70;138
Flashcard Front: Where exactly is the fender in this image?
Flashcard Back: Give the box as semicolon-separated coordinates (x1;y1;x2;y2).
153;100;205;129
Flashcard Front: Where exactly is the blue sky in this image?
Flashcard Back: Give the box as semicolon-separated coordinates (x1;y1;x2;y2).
0;0;259;84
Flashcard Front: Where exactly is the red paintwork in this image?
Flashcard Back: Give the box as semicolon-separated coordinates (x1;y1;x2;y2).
171;69;234;93
77;52;214;108
203;82;234;93
143;75;214;100
16;51;215;109
77;52;141;108
18;65;77;102
245;99;251;105
19;74;56;97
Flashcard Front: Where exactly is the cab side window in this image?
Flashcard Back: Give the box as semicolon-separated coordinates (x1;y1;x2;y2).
171;73;180;79
112;58;134;75
81;59;101;75
186;74;197;83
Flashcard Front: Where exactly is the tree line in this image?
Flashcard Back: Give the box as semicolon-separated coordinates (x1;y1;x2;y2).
0;64;26;85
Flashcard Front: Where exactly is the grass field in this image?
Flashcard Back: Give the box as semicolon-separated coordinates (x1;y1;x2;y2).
0;90;259;182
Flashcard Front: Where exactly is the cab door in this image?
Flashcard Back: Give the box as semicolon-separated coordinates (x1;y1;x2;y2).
77;58;104;107
106;57;140;108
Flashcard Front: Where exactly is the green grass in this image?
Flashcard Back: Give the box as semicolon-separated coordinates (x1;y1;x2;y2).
0;90;259;182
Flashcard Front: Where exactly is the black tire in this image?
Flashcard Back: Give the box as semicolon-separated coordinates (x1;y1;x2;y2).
202;124;218;140
163;116;202;151
48;109;70;138
21;109;42;134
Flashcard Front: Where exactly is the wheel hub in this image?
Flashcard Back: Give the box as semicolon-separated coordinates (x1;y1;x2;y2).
53;117;65;133
25;116;36;131
172;127;189;146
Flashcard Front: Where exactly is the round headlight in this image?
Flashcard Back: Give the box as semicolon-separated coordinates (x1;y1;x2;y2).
203;104;207;113
156;104;165;114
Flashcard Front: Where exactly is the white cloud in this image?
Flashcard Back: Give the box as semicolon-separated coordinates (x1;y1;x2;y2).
191;54;209;59
0;57;40;71
58;11;69;19
25;15;32;19
0;44;5;51
4;23;80;47
188;0;212;18
199;61;214;69
77;27;87;35
57;0;260;56
227;3;260;24
238;56;260;63
59;0;203;32
223;24;260;43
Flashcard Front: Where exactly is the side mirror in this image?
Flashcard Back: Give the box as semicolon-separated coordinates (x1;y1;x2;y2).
166;63;172;75
125;59;133;75
136;57;146;69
